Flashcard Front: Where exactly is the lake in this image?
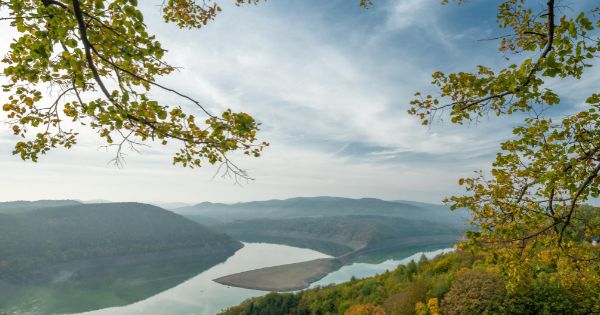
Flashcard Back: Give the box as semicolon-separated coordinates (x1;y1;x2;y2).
78;243;331;315
1;243;452;315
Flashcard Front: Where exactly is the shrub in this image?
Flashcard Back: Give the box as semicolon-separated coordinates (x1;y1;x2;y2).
441;270;506;315
505;277;576;315
383;280;426;315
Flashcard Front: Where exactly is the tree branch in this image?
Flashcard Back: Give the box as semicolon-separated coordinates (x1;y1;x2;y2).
558;159;600;245
435;0;555;112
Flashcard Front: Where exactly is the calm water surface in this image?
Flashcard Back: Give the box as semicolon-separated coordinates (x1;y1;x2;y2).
81;245;452;315
78;243;331;315
311;248;453;287
3;243;452;315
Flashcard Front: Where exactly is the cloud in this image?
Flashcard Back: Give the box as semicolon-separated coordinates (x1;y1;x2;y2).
385;0;432;30
0;0;593;204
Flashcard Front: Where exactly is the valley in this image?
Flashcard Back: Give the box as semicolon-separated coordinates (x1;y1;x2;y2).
175;197;470;225
176;197;468;258
0;198;467;315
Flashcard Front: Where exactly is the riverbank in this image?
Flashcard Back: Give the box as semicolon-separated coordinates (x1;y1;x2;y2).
214;258;342;291
212;240;457;292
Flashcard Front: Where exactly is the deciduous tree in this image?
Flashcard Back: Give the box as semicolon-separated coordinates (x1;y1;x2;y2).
409;0;599;286
0;0;268;179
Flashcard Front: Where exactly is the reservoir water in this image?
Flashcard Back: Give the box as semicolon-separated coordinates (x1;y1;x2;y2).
1;243;452;315
81;245;452;315
79;243;331;315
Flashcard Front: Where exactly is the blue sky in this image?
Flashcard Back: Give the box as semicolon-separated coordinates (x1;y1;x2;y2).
0;0;597;204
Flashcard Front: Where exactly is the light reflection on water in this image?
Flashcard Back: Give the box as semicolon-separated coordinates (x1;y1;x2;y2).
78;243;331;315
4;243;453;315
81;245;452;315
311;248;454;287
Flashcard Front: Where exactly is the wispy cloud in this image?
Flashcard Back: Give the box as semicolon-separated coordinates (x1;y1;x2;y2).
0;0;592;204
385;0;431;30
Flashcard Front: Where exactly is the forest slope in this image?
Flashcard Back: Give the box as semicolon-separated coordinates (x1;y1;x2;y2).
0;202;242;275
220;215;465;256
220;251;599;315
220;206;600;315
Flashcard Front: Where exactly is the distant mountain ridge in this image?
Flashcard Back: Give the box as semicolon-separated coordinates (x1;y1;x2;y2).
174;196;469;225
0;200;82;214
78;200;194;210
175;197;469;259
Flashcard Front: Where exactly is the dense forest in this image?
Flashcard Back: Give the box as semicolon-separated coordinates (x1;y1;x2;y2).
220;215;465;257
219;206;600;315
220;250;599;315
0;202;242;274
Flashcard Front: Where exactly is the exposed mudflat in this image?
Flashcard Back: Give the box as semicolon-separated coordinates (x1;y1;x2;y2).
213;258;341;292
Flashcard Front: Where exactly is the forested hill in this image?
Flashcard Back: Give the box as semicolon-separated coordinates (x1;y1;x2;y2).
0;200;82;214
0;202;242;274
174;197;469;225
220;215;465;256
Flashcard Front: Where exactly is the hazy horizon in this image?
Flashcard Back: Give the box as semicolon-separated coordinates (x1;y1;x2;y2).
0;195;445;206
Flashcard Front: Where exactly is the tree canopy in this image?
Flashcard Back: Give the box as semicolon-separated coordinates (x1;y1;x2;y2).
409;0;599;287
219;251;599;314
0;0;270;179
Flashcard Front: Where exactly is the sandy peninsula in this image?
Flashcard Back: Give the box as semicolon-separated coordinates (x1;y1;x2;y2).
213;258;342;292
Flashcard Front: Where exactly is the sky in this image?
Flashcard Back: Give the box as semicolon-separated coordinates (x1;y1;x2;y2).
0;0;598;204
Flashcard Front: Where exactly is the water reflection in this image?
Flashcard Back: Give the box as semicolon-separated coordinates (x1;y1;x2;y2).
79;243;330;315
0;243;452;315
312;248;453;287
0;250;233;315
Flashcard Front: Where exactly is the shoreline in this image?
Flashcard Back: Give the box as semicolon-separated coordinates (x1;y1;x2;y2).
213;258;342;292
212;243;457;292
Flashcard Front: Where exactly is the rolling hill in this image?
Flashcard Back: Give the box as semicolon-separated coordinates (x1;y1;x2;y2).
175;197;469;259
220;215;465;257
0;202;242;275
174;197;469;226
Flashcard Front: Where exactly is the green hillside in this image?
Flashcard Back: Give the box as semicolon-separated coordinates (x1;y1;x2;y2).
220;215;465;257
219;251;599;315
219;206;600;315
175;197;469;226
0;202;242;274
178;197;468;259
